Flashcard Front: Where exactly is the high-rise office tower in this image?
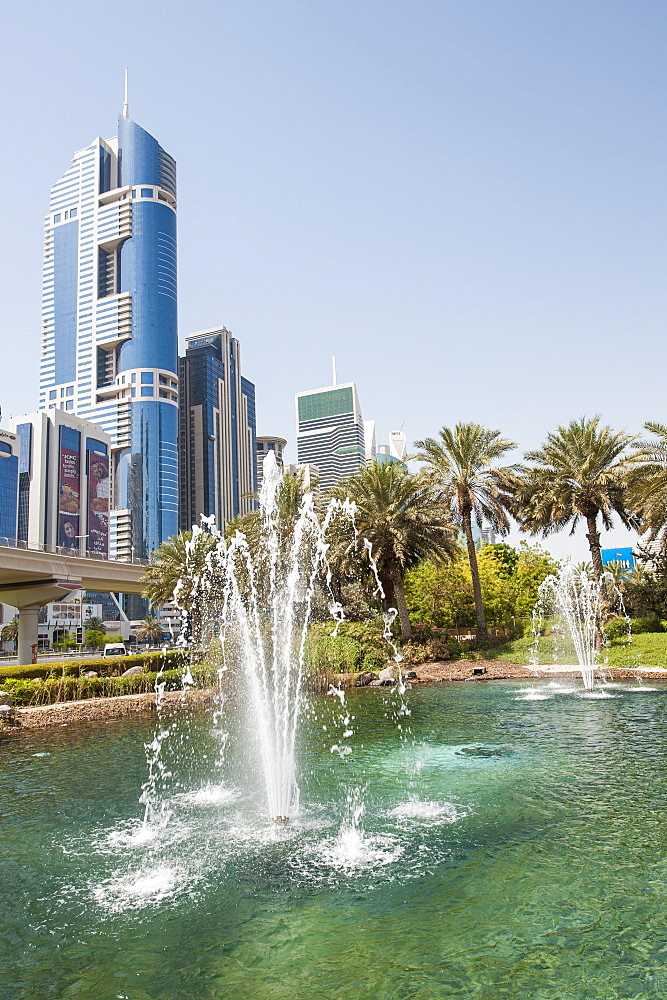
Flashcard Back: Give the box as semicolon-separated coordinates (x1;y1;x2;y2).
39;82;178;562
178;327;257;531
295;380;367;489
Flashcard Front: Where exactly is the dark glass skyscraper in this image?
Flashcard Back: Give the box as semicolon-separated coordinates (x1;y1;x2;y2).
39;96;178;561
179;328;257;531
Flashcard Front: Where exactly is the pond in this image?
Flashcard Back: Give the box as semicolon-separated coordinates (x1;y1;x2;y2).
2;679;667;999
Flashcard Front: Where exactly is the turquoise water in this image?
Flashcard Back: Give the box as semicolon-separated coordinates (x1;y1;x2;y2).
2;679;667;999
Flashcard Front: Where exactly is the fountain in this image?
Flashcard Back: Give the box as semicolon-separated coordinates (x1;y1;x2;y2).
532;564;622;690
174;452;400;824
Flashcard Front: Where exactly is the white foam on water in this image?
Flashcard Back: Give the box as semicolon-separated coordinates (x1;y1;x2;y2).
624;686;658;692
388;798;463;825
579;690;616;699
176;783;239;807
514;691;551;701
321;825;402;871
92;865;181;912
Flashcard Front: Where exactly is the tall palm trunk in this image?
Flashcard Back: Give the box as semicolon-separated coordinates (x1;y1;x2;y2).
390;564;412;642
461;506;488;643
585;512;604;580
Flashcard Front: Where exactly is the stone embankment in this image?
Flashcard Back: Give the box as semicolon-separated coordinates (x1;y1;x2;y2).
0;688;216;731
334;660;667;686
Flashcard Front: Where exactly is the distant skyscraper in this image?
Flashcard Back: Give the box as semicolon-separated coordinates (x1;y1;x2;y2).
178;327;257;530
295;380;366;489
376;430;408;469
39;84;178;560
0;428;19;543
256;436;286;489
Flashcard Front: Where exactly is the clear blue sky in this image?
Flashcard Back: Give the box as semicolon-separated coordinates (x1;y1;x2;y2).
1;0;665;561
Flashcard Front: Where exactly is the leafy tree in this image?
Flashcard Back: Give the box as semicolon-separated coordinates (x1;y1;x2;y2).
413;422;519;641
512;543;561;618
518;416;637;579
328;462;457;641
404;542;559;630
84;629;106;651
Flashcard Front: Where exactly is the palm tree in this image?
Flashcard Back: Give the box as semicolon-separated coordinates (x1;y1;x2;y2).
627;422;667;550
141;528;219;609
328;462;457;641
135;614;164;644
83;616;106;634
1;618;18;649
413;423;519;642
518;417;637;580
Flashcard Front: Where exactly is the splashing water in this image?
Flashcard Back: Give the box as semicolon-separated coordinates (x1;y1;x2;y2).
532;565;624;691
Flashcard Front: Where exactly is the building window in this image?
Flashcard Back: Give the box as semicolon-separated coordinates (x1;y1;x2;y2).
66;386;74;396
65;400;73;411
141;387;153;397
60;388;65;397
131;374;136;383
70;207;77;218
54;214;61;223
132;189;137;198
141;372;154;385
49;390;57;400
141;188;153;198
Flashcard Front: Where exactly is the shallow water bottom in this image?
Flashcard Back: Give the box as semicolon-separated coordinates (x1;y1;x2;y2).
2;680;667;999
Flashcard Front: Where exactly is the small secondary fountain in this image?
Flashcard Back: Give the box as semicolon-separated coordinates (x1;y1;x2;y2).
532;564;622;690
175;452;401;824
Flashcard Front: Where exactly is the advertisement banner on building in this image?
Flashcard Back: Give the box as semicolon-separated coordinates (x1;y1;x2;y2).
58;445;81;550
87;453;109;556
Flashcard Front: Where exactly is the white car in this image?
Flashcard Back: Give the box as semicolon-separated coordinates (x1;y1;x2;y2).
101;643;127;658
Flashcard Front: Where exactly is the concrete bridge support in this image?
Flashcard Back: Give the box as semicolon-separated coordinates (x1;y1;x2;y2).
17;604;41;666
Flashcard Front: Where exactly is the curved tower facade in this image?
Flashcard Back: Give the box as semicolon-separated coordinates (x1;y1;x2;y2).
39;104;179;561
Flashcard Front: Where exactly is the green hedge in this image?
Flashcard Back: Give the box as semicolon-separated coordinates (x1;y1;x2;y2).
306;621;390;674
0;651;182;683
3;669;184;707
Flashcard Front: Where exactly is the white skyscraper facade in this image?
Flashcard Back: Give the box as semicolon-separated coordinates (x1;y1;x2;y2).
39;96;178;561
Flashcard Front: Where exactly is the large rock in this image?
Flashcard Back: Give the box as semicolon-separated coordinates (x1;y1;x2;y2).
378;666;398;685
82;670;98;678
0;691;13;706
403;670;417;680
0;704;15;718
355;671;379;687
121;665;144;677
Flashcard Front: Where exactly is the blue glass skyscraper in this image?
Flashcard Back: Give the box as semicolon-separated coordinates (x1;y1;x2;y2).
39;90;178;561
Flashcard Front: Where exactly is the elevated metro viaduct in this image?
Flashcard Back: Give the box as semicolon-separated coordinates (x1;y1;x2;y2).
0;545;145;664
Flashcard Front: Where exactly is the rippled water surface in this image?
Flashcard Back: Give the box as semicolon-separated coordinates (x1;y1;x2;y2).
3;680;667;999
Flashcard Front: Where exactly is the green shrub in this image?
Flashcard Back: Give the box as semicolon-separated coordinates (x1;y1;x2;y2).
0;650;182;682
4;669;184;707
630;616;665;634
604;617;632;640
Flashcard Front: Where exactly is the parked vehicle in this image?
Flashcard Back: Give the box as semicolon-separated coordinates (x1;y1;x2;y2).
101;643;127;658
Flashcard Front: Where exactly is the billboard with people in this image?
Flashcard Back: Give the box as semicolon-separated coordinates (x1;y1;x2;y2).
87;450;110;557
58;427;81;550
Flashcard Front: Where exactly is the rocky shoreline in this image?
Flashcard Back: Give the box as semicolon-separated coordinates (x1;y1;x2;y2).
2;660;665;731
